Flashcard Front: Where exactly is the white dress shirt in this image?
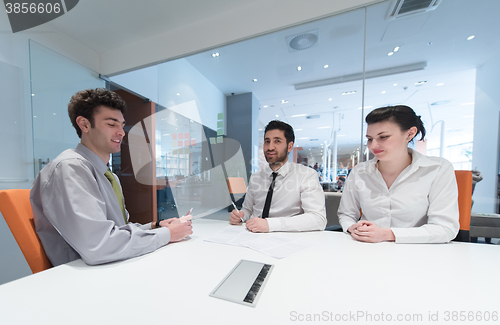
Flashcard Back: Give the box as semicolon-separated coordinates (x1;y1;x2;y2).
241;161;326;232
30;143;171;266
338;149;459;243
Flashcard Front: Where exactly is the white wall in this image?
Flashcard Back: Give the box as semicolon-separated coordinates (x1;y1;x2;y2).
472;53;500;213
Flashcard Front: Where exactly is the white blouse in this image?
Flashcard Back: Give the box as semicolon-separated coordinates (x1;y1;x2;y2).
338;149;460;243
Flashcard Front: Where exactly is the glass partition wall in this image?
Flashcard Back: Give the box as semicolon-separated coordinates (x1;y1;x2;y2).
111;0;500;217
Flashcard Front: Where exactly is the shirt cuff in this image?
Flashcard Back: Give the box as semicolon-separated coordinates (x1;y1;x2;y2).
391;227;430;243
154;226;171;245
266;217;281;232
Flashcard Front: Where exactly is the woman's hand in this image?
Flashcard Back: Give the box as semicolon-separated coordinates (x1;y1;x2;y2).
349;220;395;243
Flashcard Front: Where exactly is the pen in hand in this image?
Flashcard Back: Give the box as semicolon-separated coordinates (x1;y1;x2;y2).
231;201;244;223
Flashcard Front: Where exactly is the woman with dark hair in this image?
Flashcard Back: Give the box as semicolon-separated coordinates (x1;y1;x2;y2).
337;105;459;243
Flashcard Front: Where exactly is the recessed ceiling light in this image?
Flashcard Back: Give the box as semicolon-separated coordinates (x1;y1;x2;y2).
295;129;303;131
381;91;386;94
437;83;444;86
388;52;394;56
163;134;170;136
263;105;268;108
324;65;329;69
252;79;258;82
176;93;180;96
31;93;35;96
299;137;309;140
211;52;220;57
53;113;56;115
291;114;307;117
297;66;302;71
415;81;427;85
393;83;398;86
394;46;400;52
467;35;475;41
328;98;332;101
259;129;262;131
281;100;289;104
342;91;356;95
276;115;279;117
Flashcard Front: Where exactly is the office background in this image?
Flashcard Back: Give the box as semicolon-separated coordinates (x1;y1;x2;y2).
1;0;499;285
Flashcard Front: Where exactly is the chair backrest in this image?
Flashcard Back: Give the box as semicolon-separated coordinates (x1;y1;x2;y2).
227;177;247;194
0;189;52;273
455;170;473;231
324;192;342;226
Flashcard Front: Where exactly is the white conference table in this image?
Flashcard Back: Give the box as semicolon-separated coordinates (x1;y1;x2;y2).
0;219;499;325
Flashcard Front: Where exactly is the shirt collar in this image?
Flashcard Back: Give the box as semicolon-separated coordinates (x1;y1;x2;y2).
264;160;291;178
75;143;109;175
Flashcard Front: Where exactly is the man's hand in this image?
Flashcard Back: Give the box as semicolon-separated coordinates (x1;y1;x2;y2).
245;217;269;233
164;218;193;242
349;220;395;243
229;209;244;225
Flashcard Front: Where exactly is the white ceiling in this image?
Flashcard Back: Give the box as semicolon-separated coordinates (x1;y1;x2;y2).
182;0;500;163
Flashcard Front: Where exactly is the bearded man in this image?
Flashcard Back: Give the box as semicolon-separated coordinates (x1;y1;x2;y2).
229;120;326;232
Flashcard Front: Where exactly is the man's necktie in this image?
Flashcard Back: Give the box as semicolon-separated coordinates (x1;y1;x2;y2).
104;169;127;223
261;172;278;219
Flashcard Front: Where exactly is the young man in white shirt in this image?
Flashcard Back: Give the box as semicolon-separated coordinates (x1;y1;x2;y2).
31;88;192;266
229;120;326;232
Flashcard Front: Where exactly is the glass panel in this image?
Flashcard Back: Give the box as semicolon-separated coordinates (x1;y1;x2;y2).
365;0;500;214
29;40;104;176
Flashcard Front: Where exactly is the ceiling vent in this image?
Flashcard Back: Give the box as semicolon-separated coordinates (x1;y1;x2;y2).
386;0;442;20
306;115;320;119
286;29;319;52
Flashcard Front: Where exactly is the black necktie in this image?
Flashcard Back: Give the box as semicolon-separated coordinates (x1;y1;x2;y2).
262;172;278;219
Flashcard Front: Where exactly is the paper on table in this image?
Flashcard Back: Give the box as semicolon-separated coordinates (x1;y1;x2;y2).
204;225;260;246
205;225;319;258
241;234;319;259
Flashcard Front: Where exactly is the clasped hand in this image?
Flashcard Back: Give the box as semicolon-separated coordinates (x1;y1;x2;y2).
348;220;395;243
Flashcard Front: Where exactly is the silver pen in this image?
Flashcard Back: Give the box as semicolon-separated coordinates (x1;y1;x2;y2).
231;201;244;223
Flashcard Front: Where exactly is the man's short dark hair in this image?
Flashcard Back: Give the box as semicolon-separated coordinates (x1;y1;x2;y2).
68;88;127;138
264;120;295;145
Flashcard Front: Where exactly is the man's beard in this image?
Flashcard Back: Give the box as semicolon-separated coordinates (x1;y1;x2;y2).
265;146;288;167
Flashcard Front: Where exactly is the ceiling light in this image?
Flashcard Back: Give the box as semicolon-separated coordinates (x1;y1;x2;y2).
252;79;258;82
461;102;475;105
342;91;356;95
211;52;220;57
324;65;329;69
291;114;307;117
294;62;427;90
276;115;279;117
297;66;302;71
467;35;475;40
437;83;444;86
295;129;303;131
299;137;310;140
388;52;394;56
176;93;180;96
163;134;170;136
415;81;427;85
393;83;397;86
394;46;400;52
259;129;262;131
263;105;268;108
281;100;289;104
328;98;332;101
337;134;346;137
462;115;474;118
31;93;35;96
357;106;373;110
381;91;386;94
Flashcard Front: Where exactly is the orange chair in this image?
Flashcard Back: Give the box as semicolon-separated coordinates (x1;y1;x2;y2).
227;177;247;210
0;189;52;273
454;170;473;242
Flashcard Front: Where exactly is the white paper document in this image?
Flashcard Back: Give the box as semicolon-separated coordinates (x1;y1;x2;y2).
205;225;318;259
